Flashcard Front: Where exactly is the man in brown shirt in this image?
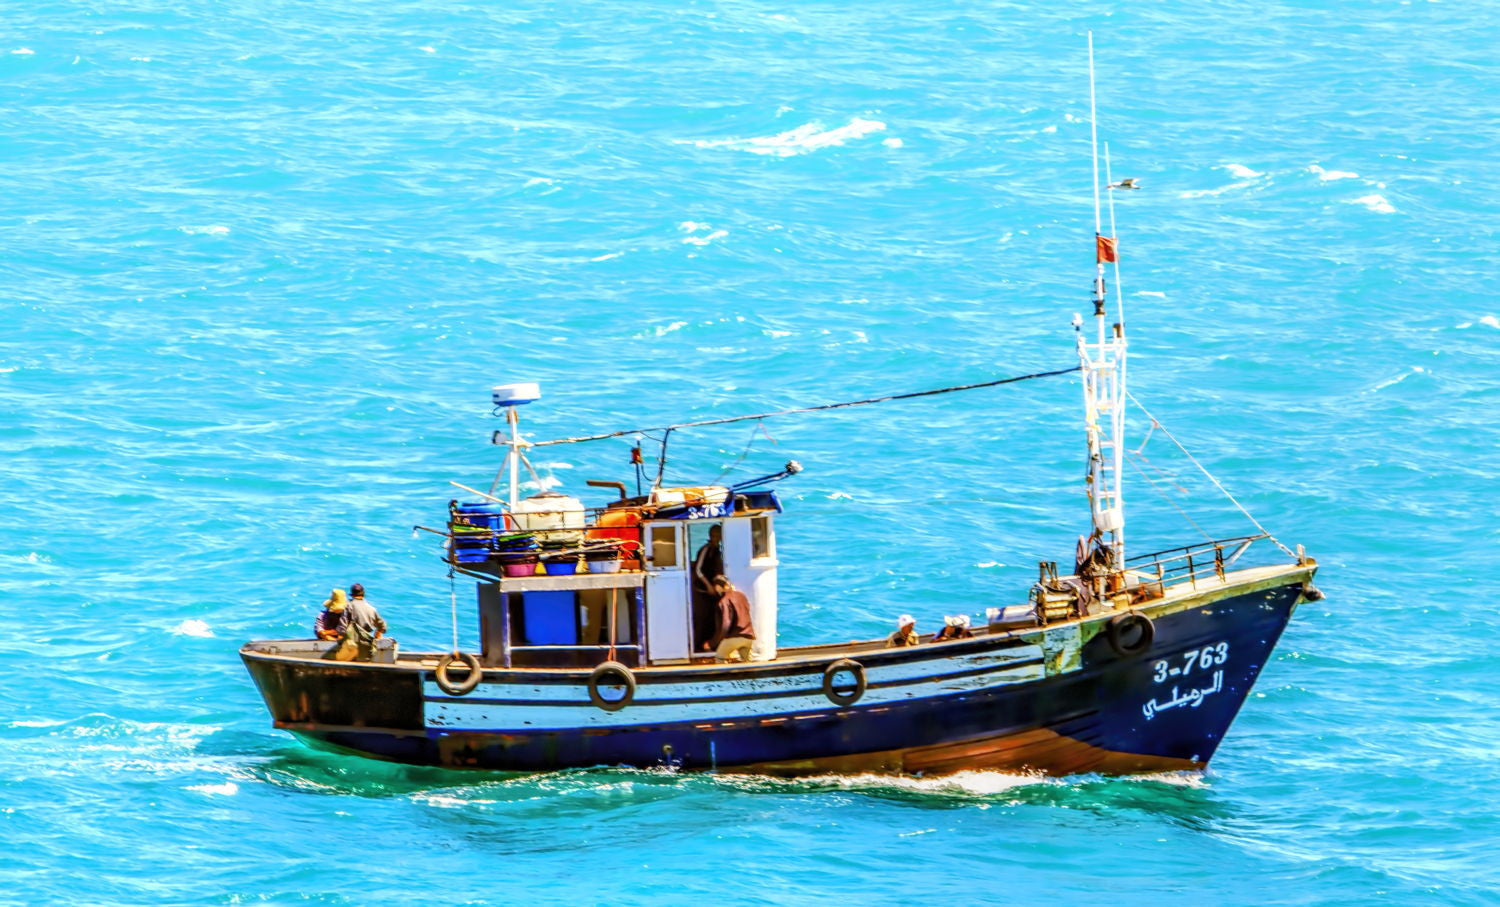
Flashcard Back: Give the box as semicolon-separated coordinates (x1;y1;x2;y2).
708;575;755;663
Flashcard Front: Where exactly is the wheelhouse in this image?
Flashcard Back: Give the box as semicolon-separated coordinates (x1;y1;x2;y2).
450;486;783;670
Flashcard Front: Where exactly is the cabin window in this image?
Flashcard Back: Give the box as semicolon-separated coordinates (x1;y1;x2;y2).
751;516;773;560
649;525;679;567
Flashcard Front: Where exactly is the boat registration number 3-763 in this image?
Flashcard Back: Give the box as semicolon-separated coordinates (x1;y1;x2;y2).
1152;642;1228;683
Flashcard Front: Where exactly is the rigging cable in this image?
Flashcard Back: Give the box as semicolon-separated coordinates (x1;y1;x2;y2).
528;364;1082;448
711;419;773;485
1124;449;1215;544
1124;390;1297;558
448;567;460;656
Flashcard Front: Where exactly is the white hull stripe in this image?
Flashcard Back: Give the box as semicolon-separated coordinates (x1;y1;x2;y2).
427;645;1043;705
424;658;1046;731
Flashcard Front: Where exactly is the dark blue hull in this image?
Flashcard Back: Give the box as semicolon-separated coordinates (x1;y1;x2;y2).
247;575;1305;776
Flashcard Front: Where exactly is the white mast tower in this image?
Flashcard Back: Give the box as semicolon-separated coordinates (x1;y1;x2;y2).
1077;32;1129;580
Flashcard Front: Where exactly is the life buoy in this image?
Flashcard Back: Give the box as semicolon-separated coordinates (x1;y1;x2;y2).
588;661;637;711
1106;612;1155;657
434;651;483;696
822;658;867;706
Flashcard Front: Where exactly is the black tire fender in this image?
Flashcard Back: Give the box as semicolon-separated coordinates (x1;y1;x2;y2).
1106;611;1155;658
434;651;483;696
588;660;637;711
822;658;867;707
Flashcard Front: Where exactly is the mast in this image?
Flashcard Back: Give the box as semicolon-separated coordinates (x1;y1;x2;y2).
1077;32;1128;575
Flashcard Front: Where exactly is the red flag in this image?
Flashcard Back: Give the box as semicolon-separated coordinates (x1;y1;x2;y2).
1096;234;1118;264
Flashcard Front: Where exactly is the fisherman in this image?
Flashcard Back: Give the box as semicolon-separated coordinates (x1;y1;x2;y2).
931;614;974;642
692;524;725;651
343;582;388;658
314;588;349;640
707;574;755;663
886;614;919;647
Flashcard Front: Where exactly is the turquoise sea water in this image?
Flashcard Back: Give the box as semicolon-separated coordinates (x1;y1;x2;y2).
4;2;1498;903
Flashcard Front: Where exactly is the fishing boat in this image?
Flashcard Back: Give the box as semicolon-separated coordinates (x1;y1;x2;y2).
240;48;1320;777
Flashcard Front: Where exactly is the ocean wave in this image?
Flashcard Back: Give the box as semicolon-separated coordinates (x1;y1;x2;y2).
1310;164;1360;181
679;118;886;157
1351;193;1397;214
682;229;728;247
168;619;214;638
1179;181;1252;199
1366;365;1426;393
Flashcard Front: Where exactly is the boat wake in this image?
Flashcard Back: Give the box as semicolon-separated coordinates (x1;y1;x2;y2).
703;767;1212;804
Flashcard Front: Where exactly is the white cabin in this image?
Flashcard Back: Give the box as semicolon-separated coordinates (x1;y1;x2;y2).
461;489;782;669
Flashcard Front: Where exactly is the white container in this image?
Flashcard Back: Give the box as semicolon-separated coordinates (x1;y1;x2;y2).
651;485;730;509
492;382;541;408
512;492;585;544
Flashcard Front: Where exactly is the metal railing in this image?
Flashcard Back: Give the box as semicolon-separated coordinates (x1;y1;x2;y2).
1124;533;1268;590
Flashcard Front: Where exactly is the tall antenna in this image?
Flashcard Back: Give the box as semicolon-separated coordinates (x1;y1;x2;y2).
1075;32;1129;580
1088;31;1105;324
1104;142;1126;331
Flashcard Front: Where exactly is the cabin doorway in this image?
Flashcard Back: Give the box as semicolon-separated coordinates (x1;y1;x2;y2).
686;520;725;653
643;522;691;664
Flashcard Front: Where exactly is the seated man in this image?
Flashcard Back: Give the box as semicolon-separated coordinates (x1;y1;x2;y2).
886;614;919;647
314;589;348;640
707;574;755;663
931;614;974;642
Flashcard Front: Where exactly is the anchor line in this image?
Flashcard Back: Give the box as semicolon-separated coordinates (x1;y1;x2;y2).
527;365;1083;448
